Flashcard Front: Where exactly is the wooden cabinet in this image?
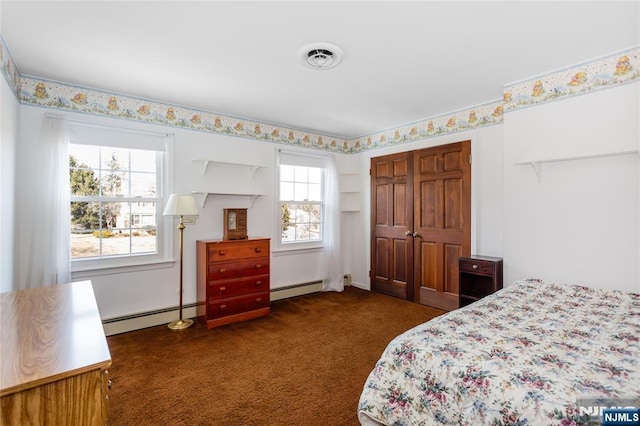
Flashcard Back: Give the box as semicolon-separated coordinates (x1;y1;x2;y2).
1;281;111;425
458;256;503;307
197;238;270;328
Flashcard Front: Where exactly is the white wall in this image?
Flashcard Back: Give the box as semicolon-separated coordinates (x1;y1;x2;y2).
503;82;640;292
0;74;18;293
16;107;334;322
8;76;639;331
342;125;505;290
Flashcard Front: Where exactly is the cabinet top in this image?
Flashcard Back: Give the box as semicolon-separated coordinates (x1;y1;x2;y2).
197;237;271;244
0;281;111;396
459;255;503;263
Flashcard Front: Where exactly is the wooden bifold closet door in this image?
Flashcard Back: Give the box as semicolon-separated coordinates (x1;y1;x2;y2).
370;141;471;311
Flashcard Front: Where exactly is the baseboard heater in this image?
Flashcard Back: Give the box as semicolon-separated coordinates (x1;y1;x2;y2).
104;278;352;326
102;302;199;325
102;281;324;335
270;280;323;301
102;302;200;336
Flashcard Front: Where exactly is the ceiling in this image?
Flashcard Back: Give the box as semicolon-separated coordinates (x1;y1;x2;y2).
1;1;638;139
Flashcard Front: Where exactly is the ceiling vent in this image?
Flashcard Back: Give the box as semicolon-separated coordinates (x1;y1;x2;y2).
298;43;343;70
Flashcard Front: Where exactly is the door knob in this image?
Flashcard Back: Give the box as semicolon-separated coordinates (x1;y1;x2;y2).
405;230;412;236
412;232;419;237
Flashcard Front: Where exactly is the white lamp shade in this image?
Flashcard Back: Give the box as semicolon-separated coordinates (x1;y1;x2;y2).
163;194;199;216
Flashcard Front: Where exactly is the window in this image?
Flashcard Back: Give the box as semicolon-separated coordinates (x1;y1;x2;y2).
68;124;169;271
278;151;326;249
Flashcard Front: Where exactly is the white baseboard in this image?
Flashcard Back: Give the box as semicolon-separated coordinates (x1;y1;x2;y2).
351;281;368;290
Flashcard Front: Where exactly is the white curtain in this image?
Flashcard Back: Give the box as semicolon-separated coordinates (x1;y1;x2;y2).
322;154;344;292
16;116;70;289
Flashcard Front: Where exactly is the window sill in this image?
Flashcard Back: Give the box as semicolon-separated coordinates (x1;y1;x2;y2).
272;244;324;256
71;258;175;279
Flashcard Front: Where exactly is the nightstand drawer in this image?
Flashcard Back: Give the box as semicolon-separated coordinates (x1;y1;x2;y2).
459;259;494;275
208;275;269;299
207;240;269;262
207;258;269;281
207;292;270;319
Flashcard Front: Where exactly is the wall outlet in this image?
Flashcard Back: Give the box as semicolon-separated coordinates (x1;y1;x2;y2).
343;274;352;287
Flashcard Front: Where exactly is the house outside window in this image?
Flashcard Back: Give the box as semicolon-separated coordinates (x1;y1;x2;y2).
68;124;170;272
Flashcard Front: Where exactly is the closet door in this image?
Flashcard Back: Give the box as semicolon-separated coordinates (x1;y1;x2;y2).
413;141;471;311
370;152;414;300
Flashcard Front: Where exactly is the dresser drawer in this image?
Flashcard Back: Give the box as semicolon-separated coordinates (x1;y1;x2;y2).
208;275;269;299
207;240;269;262
207;292;270;319
459;258;495;275
208;258;269;281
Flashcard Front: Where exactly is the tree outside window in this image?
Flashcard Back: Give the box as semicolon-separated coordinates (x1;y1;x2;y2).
69;144;159;259
279;164;323;244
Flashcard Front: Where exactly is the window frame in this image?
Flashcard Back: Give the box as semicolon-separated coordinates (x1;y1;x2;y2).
68;123;173;277
274;149;327;253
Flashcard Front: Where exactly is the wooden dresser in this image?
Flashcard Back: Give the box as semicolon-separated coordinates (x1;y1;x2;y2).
197;238;270;329
1;280;112;425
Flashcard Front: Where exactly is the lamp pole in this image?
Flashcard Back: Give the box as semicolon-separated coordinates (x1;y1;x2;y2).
168;215;194;330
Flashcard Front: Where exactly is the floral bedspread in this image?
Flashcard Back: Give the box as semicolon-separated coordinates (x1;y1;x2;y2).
358;279;640;425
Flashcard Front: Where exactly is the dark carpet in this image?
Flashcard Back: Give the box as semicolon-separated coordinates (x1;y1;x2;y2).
106;286;444;425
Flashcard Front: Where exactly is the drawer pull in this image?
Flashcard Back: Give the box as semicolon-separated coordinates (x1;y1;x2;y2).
255;281;262;286
472;264;478;269
255;247;262;253
256;297;262;302
219;286;226;294
219;250;226;255
255;264;262;269
219;268;226;273
220;304;227;310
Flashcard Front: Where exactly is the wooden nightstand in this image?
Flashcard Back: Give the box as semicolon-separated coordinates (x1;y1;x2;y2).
458;256;503;308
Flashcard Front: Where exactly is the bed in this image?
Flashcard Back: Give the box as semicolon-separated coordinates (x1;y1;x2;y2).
358;279;640;425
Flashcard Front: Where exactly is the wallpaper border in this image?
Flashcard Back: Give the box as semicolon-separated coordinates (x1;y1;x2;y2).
348;99;504;153
0;35;21;99
503;46;639;113
18;75;351;154
2;33;638;154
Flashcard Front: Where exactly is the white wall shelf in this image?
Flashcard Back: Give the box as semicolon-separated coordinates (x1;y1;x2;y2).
192;158;265;178
192;191;266;209
515;149;640;183
339;172;361;212
192;158;269;207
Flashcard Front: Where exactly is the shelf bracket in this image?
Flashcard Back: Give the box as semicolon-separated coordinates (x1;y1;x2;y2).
194;160;211;176
530;162;543;183
248;166;259;180
192;192;208;208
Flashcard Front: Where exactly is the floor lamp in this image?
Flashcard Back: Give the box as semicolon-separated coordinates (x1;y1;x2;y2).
163;194;199;330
